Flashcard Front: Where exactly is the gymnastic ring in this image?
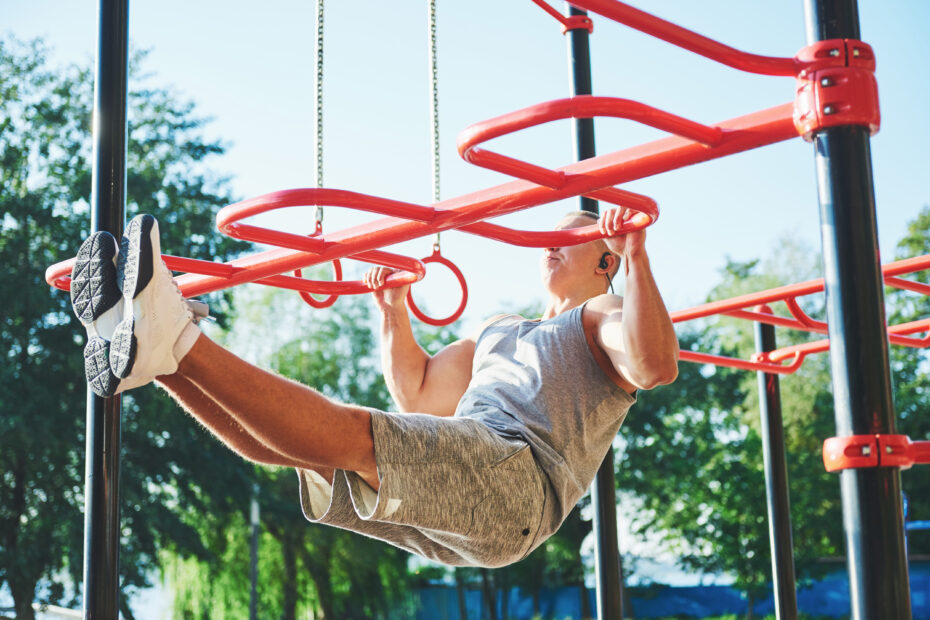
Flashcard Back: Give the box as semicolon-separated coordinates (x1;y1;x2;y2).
294;258;343;309
405;250;468;327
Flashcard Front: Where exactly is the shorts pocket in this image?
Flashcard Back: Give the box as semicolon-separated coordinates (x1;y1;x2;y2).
468;444;546;566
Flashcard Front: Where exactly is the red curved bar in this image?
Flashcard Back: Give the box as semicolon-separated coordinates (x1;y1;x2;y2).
256;250;425;296
43;95;864;306
406;251;469;327
672;254;930;375
46;254;239;293
458;96;721;215
566;0;800;76
217;188;437;251
44;243;426;299
120;102;795;299
459;187;657;246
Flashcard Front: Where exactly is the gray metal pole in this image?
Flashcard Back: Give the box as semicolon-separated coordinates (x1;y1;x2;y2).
83;0;128;617
802;1;911;618
754;308;798;620
250;483;260;620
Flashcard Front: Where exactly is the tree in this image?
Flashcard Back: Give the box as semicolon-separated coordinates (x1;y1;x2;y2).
0;37;248;618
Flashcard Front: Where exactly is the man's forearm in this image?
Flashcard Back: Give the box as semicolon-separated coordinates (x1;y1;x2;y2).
380;304;431;411
619;251;679;387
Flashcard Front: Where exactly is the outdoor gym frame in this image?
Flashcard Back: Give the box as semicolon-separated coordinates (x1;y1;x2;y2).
53;0;929;618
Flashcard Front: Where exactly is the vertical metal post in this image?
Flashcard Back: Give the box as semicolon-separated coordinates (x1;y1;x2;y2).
83;0;129;617
802;1;912;618
565;4;624;619
590;455;622;619
754;307;798;620
250;484;260;620
567;5;598;216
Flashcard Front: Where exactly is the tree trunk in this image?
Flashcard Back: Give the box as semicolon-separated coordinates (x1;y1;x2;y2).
9;576;37;620
746;591;755;620
479;568;499;620
303;545;335;620
282;530;298;620
119;595;137;620
7;461;35;620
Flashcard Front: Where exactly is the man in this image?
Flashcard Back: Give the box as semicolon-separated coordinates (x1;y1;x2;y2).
69;207;678;568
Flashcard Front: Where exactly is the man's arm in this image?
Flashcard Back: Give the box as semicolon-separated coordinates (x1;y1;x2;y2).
364;267;475;416
589;208;679;391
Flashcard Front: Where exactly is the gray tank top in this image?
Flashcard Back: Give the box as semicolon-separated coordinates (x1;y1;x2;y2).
454;304;636;529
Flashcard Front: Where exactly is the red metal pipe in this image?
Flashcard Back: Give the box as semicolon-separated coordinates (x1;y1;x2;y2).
567;0;800;76
672;256;930;374
671;254;930;323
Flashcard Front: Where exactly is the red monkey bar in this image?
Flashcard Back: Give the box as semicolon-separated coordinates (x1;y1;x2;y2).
48;0;880;327
671;254;930;375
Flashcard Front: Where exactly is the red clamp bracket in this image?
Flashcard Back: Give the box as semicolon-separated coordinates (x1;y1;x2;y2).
823;434;930;473
793;39;880;142
529;0;594;34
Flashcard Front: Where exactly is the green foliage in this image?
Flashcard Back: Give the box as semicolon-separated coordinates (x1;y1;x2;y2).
0;35;247;617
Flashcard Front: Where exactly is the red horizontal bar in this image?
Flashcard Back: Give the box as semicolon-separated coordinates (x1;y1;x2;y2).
155;102;798;298
671;254;930;324
680;349;804;375
567;0;807;76
46;100;798;298
673;255;930;374
458;96;723;192
885;275;930;297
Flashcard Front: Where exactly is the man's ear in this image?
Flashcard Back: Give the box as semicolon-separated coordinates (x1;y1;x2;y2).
595;251;616;275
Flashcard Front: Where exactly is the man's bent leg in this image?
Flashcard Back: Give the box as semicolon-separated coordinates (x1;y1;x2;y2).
174;333;379;490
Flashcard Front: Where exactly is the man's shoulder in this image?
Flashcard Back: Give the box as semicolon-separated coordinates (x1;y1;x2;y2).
468;313;515;341
583;294;623;315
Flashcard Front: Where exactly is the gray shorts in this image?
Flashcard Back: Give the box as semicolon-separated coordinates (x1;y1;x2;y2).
296;409;549;567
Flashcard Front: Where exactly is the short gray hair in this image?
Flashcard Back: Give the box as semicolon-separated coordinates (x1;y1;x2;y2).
560;210;621;282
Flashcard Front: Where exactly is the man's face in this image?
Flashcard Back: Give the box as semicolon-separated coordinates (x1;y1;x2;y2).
540;215;605;294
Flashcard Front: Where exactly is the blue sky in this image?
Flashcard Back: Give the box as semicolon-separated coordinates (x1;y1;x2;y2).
6;0;930;600
7;0;929;332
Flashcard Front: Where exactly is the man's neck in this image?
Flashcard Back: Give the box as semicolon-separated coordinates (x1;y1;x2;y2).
542;287;604;320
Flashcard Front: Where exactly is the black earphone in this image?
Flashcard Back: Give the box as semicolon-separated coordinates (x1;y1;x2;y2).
599;252;615;294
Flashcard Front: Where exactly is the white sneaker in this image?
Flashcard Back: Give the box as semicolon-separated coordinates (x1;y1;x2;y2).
70;231;154;396
109;214;200;382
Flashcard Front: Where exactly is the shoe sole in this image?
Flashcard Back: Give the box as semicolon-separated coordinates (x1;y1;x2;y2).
71;231;123;397
84;337;121;397
111;215;157;379
71;231;121;325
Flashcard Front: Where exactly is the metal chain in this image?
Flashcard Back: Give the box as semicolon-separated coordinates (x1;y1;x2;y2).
429;0;441;250
314;0;325;226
